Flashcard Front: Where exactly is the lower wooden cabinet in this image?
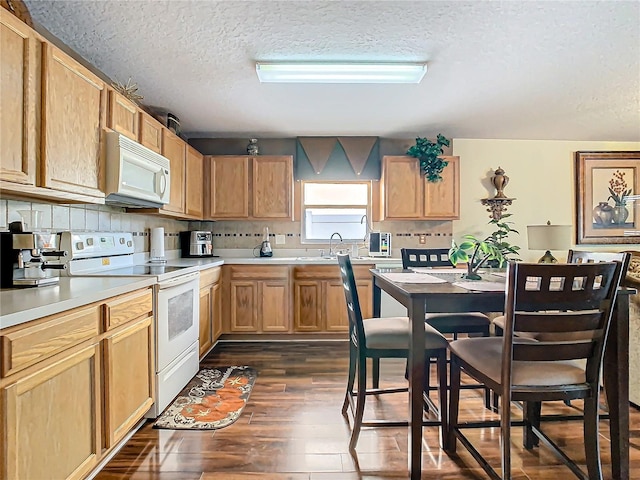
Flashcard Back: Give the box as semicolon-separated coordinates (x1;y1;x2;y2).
293;265;373;332
0;286;155;480
103;315;154;448
199;266;222;358
1;343;101;480
223;265;290;333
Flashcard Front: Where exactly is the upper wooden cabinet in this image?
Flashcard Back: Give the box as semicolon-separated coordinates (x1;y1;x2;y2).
0;9;38;186
185;145;204;218
380;155;460;220
161;129;186;215
41;43;106;199
107;90;138;140
139;112;163;153
205;155;293;220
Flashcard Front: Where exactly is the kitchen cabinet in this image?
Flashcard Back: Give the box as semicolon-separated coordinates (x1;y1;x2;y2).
199;266;222;358
0;305;102;480
41;42;106;199
102;288;154;448
139;111;163;153
380;155;460;220
0;9;38;187
293;264;374;332
205;155;293;220
107;90;138;140
223;265;290;333
0;287;155;480
185;145;204;218
161;129;186;215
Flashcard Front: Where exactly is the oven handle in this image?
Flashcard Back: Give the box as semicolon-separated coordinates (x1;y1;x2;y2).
157;271;200;289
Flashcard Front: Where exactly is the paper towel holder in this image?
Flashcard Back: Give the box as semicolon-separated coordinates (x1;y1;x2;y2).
150;227;167;264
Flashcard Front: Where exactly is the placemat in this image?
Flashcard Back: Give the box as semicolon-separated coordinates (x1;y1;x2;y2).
380;272;447;283
410;267;465;274
452;281;505;291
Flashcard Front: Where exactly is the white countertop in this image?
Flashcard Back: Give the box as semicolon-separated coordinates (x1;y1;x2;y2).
0;276;156;330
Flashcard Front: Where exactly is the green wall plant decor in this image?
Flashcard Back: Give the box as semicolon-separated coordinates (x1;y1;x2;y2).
406;134;451;182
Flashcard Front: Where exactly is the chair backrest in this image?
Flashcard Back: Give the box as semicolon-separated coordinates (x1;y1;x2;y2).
502;261;624;388
337;254;366;349
568;249;629;266
401;248;454;268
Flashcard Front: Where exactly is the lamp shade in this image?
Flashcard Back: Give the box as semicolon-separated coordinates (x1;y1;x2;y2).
527;223;572;250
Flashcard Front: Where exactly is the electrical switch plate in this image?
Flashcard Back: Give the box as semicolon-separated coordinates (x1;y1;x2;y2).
419;235;427;244
275;234;285;245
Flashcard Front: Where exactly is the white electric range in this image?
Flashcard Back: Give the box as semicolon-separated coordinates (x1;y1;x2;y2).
61;231;200;417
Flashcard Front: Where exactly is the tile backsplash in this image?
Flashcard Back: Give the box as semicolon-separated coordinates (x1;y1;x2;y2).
2;199;452;255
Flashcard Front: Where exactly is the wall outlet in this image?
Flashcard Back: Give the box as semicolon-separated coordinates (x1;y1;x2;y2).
419;235;427;244
275;234;286;245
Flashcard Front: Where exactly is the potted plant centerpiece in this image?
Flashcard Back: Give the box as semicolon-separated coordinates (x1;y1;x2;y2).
449;215;521;280
406;134;451;182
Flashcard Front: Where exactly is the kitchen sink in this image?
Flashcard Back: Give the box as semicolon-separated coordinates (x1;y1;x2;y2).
295;256;337;261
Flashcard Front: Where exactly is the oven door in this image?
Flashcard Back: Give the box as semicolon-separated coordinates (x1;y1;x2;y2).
156;272;200;372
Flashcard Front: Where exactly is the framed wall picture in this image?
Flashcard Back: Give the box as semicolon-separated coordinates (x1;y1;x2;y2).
575;151;640;244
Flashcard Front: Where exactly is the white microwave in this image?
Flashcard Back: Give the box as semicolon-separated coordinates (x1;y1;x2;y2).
369;232;392;257
104;131;171;208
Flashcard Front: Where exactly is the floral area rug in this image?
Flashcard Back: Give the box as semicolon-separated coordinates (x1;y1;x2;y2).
154;366;257;430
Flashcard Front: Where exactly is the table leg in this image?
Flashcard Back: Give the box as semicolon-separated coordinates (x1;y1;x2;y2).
408;297;426;480
603;293;630;480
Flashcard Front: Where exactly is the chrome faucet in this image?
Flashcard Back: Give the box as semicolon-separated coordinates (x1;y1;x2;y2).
329;232;343;256
360;214;372;242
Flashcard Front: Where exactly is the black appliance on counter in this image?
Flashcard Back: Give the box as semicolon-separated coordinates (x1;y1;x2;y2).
180;231;216;258
0;222;67;288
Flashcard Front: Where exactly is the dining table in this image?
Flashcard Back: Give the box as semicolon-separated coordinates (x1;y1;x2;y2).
370;267;634;480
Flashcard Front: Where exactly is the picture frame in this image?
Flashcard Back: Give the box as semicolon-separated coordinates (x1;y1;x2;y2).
575;151;640;245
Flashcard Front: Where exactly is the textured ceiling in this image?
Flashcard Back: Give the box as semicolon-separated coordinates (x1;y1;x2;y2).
23;0;640;141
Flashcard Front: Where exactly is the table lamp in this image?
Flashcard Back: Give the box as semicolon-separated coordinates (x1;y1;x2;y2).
527;221;572;263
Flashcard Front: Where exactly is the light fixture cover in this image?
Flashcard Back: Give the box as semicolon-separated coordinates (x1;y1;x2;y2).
255;62;427;84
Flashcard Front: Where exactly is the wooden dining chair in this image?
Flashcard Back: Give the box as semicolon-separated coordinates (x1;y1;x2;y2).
337;254;450;451
447;260;625;480
397;248;492;409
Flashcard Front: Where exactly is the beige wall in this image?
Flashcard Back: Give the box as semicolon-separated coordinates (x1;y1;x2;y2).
452;139;640;262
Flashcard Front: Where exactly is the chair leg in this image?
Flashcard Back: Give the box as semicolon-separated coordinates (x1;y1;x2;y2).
584;395;604;480
523;401;541;449
500;387;512;480
372;358;380;388
446;355;462;453
349;354;367;451
342;343;357;415
435;352;448;450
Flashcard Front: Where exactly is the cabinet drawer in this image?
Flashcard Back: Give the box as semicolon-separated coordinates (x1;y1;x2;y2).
200;266;221;288
103;288;153;331
228;265;289;281
294;264;373;280
1;304;100;378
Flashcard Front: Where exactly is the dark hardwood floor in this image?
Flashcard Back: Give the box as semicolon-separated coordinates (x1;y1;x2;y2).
96;341;640;479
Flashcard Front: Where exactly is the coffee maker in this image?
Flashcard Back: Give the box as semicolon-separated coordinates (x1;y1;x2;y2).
0;222;68;287
180;231;214;258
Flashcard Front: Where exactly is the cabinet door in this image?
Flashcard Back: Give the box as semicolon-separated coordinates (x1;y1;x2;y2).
107;90;138;140
207;156;249;218
382;156;423;219
294;280;323;332
325;279;348;332
103;316;154;448
424;156;460;219
0;10;37;186
260;281;290;332
1;343;101;480
252;156;293;219
139;112;162;153
161;130;186;214
229;281;258;332
199;285;213;357
185;146;204;218
41;43;105;198
211;281;222;342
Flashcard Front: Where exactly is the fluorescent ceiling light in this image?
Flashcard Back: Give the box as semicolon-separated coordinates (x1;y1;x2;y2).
255;62;427;84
